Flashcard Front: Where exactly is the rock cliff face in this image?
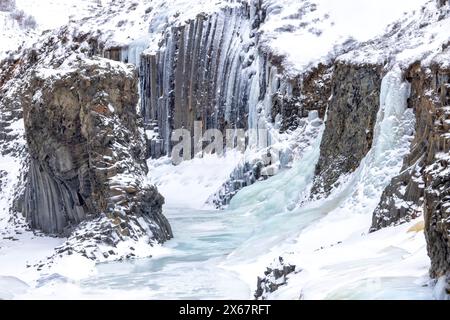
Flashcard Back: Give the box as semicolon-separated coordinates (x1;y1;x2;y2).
267;62;333;133
311;62;382;197
254;257;297;300
211;63;330;208
371;60;449;281
424;63;450;281
0;28;172;260
139;1;330;207
21;59;171;242
370;64;428;231
140;4;262;158
438;0;449;8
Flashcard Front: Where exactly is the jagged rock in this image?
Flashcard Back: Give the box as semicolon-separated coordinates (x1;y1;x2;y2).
422;63;450;281
311;62;382;197
300;63;333;120
370;59;450;287
438;0;449;8
254;257;297;300
0;26;173;261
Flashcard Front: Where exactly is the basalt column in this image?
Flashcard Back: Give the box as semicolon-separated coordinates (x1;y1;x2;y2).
21;58;172;242
140;4;263;157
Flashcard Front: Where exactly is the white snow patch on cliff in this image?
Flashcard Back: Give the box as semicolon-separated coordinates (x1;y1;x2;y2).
339;0;450;67
222;67;432;300
260;0;428;74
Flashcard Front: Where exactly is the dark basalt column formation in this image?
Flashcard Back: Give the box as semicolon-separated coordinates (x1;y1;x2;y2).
20;59;172;242
425;65;450;281
371;61;450;283
138;1;332;206
139;3;264;158
311;62;382;197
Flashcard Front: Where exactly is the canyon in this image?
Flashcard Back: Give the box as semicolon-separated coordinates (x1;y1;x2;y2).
0;0;449;299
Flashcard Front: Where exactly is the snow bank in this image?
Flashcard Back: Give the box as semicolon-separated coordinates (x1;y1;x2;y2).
260;0;428;74
148;151;244;209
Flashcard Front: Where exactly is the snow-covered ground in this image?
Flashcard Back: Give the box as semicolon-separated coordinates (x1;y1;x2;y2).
260;0;430;74
262;220;432;300
0;0;448;300
14;0;97;31
0;0;98;59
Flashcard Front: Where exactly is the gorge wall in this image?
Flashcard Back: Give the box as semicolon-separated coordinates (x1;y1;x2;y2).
139;2;329;159
139;3;260;158
138;2;331;207
370;60;450;283
22;60;172;240
0;28;172;260
311;62;382;197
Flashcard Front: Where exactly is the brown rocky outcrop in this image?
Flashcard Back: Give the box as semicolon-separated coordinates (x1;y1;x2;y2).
425;64;450;280
370;59;449;285
271;63;333;132
300;63;333;120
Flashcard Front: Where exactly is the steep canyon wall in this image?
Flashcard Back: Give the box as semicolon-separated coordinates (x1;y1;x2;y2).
0;29;172;260
371;61;450;282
